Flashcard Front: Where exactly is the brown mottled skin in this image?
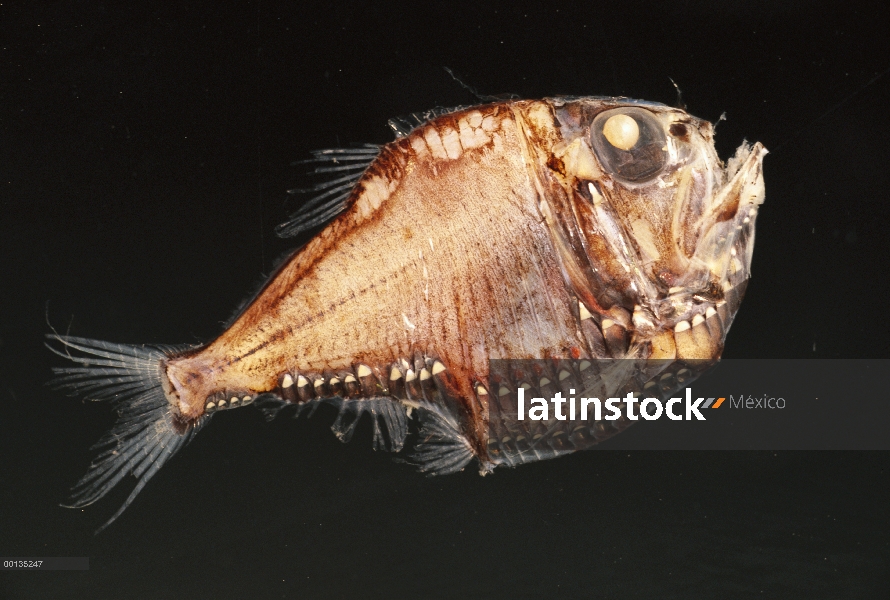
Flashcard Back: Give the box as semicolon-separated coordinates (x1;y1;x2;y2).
162;99;767;460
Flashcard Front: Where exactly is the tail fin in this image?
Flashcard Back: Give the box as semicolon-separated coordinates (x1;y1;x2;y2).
46;335;207;533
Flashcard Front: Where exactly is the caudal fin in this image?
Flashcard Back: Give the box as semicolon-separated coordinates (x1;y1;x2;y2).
46;335;208;533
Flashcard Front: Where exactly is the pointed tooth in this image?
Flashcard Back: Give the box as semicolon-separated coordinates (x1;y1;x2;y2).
281;374;294;388
691;314;705;327
357;364;372;377
674;320;691;332
390;366;403;381
431;360;447;375
706;306;717;319
579;301;593;321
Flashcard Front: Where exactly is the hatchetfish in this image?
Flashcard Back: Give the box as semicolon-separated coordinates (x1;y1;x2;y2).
48;97;766;530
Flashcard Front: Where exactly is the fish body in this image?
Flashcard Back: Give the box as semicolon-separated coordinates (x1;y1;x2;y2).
50;97;766;528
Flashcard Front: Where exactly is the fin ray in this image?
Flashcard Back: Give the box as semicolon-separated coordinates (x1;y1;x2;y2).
408;402;474;475
387;105;473;138
46;335;207;532
276;145;381;238
326;397;408;452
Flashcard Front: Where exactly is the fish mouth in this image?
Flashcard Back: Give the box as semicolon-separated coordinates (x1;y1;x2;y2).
630;141;767;342
550;109;767;345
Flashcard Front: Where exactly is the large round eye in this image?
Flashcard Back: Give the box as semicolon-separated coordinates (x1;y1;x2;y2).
590;107;668;182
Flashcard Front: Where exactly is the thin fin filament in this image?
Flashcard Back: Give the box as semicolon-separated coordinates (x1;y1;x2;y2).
277;145;381;238
46;335;206;533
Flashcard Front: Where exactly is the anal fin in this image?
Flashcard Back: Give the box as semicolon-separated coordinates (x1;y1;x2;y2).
408;402;474;475
326;397;409;452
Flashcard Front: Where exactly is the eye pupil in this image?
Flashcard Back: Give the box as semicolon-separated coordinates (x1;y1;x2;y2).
602;114;640;150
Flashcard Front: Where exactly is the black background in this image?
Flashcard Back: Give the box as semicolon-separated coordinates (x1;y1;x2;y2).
1;1;888;598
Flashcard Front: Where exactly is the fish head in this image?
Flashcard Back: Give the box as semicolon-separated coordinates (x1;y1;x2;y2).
538;98;766;357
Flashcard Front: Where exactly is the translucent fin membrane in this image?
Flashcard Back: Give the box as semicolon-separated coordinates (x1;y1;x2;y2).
46;335;205;533
409;402;474;475
254;392;471;474
255;395;409;452
276;144;380;238
328;397;409;452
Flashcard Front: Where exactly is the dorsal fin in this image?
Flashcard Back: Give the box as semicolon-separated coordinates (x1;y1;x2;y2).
276;105;471;239
275;144;380;238
387;105;472;138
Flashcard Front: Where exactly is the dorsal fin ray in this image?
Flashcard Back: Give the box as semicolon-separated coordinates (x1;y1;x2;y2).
275;144;381;238
276;105;472;239
386;105;472;138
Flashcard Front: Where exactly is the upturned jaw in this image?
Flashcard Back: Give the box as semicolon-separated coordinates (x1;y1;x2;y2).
633;141;767;337
545;98;765;326
693;141;767;288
